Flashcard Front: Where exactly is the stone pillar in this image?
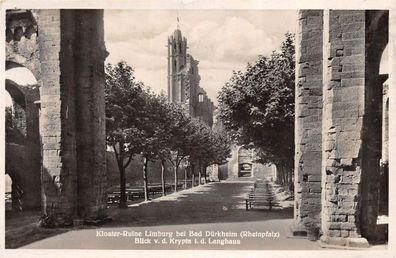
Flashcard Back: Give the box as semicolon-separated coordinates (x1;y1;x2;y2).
73;10;108;221
37;10;77;225
320;10;387;247
293;10;323;232
321;9;366;246
37;10;107;226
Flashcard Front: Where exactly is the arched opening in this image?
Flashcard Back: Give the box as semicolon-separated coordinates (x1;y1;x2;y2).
4;91;23;212
379;44;388;75
378;45;389;218
6;65;38;84
198;93;204;103
5;63;41;211
238;147;253;177
359;10;389;241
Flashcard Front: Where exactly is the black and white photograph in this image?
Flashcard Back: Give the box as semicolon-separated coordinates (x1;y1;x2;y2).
1;0;394;257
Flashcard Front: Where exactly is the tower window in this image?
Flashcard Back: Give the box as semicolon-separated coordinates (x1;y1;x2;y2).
198;93;204;103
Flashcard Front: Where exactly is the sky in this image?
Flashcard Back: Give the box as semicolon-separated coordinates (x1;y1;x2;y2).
4;10;389;107
104;10;298;105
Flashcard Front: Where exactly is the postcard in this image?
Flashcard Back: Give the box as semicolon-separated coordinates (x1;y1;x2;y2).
1;0;394;258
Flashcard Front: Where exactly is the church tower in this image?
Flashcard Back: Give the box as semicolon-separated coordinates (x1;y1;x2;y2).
166;27;214;123
167;29;187;103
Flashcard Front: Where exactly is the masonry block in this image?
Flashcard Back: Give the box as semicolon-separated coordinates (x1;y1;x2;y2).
294;10;323;230
35;9;108;227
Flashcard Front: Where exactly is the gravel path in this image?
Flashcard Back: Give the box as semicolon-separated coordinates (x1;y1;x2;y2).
22;182;324;250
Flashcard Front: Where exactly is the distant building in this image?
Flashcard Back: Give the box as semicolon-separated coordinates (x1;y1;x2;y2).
217;144;276;181
167;28;214;127
212;108;276;181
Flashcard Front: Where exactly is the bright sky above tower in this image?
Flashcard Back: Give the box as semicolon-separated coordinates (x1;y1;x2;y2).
104;10;298;105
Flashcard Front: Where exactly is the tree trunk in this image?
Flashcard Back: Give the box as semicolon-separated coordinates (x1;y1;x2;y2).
184;167;187;189
275;164;281;184
278;164;284;186
191;163;195;187
283;164;288;186
288;165;294;192
143;156;149;201
198;166;202;185
204;166;207;184
174;165;178;193
114;141;128;209
118;164;127;208
161;159;166;196
285;165;290;187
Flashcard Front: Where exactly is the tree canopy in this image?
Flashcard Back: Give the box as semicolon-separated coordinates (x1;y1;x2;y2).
105;61;232;204
217;33;295;185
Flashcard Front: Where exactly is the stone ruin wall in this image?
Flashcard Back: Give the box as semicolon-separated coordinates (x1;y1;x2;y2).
294;10;323;227
5;9;109;225
5;10;42;210
296;10;388;246
321;10;366;240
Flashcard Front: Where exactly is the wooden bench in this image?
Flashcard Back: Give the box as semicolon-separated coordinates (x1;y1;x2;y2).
108;192;120;204
107;188;144;204
245;181;280;211
245;195;280;211
107;183;179;204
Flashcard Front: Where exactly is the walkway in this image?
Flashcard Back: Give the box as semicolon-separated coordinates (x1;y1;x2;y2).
22;182;322;250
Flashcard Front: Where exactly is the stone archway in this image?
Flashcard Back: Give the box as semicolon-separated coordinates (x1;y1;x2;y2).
359;10;389;240
6;9;108;226
5;65;41;210
238;147;253;178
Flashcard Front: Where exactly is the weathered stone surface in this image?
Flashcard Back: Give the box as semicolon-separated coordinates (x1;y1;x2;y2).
5;11;41;210
320;236;369;248
294;10;323;229
5;9;108;225
295;10;388;246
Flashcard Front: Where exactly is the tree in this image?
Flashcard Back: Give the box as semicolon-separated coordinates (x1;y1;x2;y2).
154;99;177;196
161;104;193;192
217;33;295;188
138;91;173;201
5;105;25;145
5;106;13;129
105;61;148;208
188;119;231;185
185;118;212;185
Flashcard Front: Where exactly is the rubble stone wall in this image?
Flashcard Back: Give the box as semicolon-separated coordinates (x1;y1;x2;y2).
296;10;388;246
294;10;323;227
321;10;367;240
36;10;107;224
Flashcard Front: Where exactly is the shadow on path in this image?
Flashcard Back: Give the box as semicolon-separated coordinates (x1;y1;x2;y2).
5;210;68;248
12;182;298;249
104;182;293;228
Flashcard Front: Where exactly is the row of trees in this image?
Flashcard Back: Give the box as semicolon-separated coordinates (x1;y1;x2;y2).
105;61;231;208
217;33;295;189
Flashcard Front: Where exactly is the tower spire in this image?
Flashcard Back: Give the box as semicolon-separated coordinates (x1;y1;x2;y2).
177;10;180;29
